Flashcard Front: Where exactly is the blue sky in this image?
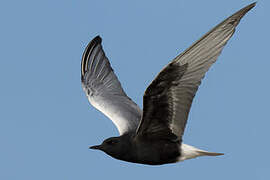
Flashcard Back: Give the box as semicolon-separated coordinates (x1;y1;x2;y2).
0;0;269;179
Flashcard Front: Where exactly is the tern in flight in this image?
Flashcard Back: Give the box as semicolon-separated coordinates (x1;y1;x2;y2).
81;3;255;165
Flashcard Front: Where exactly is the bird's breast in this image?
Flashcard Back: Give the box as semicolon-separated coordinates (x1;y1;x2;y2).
133;139;181;165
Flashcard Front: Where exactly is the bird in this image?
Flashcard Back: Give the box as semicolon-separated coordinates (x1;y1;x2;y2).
81;3;255;165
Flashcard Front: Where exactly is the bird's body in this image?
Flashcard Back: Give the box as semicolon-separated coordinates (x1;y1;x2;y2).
81;3;255;165
100;134;181;165
91;133;222;165
132;137;181;165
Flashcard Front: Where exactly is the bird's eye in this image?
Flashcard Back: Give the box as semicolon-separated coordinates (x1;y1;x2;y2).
106;139;116;145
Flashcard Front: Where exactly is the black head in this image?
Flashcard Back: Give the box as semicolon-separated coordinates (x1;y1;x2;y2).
89;136;131;160
90;137;119;150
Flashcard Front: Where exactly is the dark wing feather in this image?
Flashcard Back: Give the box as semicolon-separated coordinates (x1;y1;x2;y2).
81;36;142;135
137;62;188;140
136;3;255;140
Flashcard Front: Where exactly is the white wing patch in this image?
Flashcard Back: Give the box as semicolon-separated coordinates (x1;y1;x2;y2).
81;36;142;135
88;95;132;135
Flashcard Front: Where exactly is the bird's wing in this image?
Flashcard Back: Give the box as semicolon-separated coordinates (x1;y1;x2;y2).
136;3;255;140
81;36;142;135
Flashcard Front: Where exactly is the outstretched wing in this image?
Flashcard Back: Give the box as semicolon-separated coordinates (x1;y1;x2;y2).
136;3;255;140
81;36;142;135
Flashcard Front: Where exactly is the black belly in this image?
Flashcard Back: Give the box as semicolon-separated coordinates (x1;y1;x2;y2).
134;140;181;165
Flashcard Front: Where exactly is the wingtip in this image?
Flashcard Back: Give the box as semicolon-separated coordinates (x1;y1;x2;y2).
234;2;256;19
244;2;256;12
222;2;256;28
92;35;102;44
81;35;103;80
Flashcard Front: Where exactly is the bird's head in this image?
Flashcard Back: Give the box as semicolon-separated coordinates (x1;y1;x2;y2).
89;136;131;159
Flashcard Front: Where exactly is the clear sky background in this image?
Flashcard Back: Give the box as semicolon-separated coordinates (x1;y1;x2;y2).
0;0;269;179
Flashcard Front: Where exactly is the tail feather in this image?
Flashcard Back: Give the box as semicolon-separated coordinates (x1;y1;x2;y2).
178;143;224;162
196;150;224;156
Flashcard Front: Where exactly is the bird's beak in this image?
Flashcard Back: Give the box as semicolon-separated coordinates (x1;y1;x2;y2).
89;145;102;150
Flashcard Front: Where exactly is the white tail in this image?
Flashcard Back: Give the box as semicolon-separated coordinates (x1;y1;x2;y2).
178;143;224;162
